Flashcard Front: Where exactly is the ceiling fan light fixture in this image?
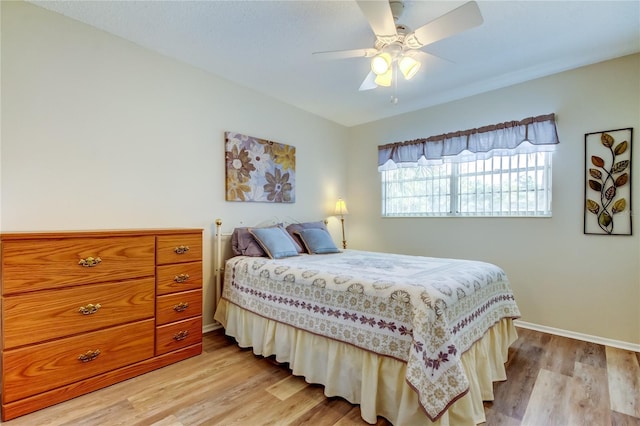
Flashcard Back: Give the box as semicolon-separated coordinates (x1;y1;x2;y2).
398;54;421;80
374;69;393;87
371;52;392;75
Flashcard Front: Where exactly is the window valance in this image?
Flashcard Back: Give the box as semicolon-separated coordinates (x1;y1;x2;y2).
378;113;559;171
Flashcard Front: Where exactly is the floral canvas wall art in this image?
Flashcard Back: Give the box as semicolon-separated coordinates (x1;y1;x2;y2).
225;132;295;203
584;128;632;235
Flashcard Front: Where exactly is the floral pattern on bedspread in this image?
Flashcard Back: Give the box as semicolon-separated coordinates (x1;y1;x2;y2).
222;250;520;421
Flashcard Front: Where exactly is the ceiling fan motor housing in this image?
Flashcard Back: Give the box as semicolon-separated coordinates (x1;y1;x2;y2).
374;24;410;50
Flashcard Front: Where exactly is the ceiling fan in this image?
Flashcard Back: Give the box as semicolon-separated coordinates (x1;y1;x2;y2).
313;0;483;91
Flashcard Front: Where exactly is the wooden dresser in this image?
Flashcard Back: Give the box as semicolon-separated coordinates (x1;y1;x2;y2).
0;228;203;421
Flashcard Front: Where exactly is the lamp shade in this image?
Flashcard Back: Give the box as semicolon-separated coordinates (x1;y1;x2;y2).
398;54;421;80
374;69;392;87
371;52;391;75
334;198;349;216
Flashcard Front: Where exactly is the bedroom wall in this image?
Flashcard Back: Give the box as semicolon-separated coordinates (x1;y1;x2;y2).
0;1;349;330
346;53;640;346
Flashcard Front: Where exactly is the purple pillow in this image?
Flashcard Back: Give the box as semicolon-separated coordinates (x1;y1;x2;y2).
231;227;265;257
286;221;328;253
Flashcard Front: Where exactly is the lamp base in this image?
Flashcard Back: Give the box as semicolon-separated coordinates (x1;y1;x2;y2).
340;217;347;250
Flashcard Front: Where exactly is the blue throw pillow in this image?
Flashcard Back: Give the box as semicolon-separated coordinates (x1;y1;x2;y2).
297;228;341;254
286;221;329;253
249;227;299;259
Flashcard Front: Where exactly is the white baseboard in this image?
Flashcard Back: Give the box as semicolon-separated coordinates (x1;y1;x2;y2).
203;322;223;334
514;320;640;352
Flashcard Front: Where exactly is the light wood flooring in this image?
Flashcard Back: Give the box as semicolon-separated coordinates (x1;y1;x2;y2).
1;327;638;425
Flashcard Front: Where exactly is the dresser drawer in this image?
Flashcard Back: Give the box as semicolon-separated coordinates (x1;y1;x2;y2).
3;277;155;349
155;316;202;356
156;289;202;326
1;236;155;294
156;233;202;265
2;319;154;403
156;261;202;295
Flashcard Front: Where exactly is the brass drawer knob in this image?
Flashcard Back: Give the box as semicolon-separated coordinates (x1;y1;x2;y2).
78;256;102;267
78;303;101;315
173;330;189;341
174;273;190;283
174;246;190;254
173;302;189;312
78;349;101;363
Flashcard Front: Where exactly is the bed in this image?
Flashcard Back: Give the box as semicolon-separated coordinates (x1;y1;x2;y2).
213;220;520;426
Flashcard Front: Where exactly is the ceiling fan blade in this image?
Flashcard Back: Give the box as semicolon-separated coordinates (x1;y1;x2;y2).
415;50;453;65
355;0;398;44
405;1;483;48
359;71;377;91
313;48;378;61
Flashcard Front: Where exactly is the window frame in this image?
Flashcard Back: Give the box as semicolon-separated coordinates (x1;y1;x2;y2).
380;151;553;218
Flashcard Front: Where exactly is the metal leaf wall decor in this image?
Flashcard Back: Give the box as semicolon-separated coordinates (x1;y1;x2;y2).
584;128;633;235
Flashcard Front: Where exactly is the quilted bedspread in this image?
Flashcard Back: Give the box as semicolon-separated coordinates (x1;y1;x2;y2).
222;250;520;421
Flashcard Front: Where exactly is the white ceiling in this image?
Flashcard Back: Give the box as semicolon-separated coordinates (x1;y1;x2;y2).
30;1;640;127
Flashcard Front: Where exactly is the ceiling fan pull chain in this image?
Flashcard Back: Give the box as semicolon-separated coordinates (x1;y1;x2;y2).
391;63;399;105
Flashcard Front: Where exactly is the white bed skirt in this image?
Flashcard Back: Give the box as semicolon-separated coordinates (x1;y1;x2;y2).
214;299;518;426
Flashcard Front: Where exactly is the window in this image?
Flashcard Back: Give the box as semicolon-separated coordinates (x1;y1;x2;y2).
378;113;558;218
381;152;552;217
